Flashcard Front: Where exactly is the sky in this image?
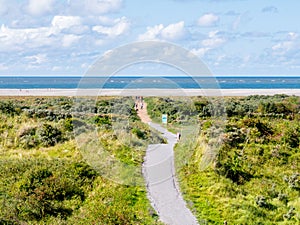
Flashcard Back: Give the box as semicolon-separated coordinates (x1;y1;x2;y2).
0;0;300;76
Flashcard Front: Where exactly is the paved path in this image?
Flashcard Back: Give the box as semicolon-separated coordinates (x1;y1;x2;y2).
138;100;198;225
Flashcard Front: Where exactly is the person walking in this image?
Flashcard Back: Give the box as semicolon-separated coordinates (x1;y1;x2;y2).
176;132;181;141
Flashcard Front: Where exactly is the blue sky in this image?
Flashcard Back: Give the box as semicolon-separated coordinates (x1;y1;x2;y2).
0;0;300;76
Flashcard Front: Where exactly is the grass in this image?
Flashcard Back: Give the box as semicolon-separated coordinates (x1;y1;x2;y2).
0;96;162;224
1;95;299;224
179;119;299;222
146;96;300;224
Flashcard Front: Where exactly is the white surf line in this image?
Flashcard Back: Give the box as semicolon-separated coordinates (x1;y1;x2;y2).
143;122;198;225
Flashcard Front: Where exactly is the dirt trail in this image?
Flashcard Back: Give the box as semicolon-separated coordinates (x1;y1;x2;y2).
138;100;198;225
136;101;151;123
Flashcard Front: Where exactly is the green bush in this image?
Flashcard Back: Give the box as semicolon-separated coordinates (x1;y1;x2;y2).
0;159;96;223
284;173;300;190
63;118;86;132
0;101;20;116
132;127;146;139
282;126;300;148
18;126;39;149
37;124;62;147
90;115;111;127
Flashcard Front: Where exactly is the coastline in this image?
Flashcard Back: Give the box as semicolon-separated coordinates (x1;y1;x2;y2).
0;88;299;96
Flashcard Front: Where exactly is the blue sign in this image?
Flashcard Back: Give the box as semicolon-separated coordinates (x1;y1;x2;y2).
162;114;168;124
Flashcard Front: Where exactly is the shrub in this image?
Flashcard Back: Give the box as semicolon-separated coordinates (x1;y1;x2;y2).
37;124;62;147
63;118;86;132
0;159;97;223
0;101;20;115
242;118;273;137
18;125;39;149
282;126;300;148
284;173;300;190
283;206;296;220
91;115;111;127
132;127;146;139
255;195;268;208
278;193;289;205
216;150;253;184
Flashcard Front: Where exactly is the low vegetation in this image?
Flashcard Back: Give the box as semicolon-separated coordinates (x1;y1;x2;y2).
146;95;300;224
0;96;162;224
1;95;299;224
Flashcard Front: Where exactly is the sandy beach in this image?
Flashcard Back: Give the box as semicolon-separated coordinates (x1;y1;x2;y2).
0;88;299;96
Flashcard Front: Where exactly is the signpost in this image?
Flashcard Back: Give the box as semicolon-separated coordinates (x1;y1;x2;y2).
162;114;168;124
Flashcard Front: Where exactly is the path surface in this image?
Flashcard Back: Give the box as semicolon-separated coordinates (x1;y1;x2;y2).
136;102;151;123
138;100;198;225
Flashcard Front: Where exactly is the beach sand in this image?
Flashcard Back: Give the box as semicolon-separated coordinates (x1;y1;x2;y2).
0;88;299;96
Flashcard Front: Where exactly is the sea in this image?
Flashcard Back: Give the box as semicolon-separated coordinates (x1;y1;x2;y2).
0;76;299;89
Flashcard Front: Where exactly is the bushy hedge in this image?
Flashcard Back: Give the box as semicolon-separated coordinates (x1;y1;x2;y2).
0;159;97;223
18;123;63;148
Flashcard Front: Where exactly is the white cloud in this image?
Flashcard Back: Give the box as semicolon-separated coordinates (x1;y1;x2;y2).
191;30;226;58
201;30;226;47
62;34;81;47
272;32;299;55
81;63;89;69
52;66;61;71
202;37;225;47
191;48;209;58
138;21;185;41
92;16;130;38
51;16;82;31
0;15;84;51
0;24;55;51
287;32;298;40
27;0;54;16
25;53;47;64
198;13;219;27
98;16;116;25
138;24;164;41
161;21;185;40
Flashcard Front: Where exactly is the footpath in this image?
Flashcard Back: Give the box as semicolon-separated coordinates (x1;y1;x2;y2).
136;100;198;225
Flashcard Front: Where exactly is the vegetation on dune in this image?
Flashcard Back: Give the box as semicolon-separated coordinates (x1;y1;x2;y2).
1;95;299;224
0;96;162;224
146;95;300;224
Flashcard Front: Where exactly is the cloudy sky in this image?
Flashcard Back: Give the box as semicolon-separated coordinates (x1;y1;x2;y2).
0;0;300;76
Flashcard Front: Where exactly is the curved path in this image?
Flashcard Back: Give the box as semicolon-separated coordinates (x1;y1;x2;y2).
137;101;198;225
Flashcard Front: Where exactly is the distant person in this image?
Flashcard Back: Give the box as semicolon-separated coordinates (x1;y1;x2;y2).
176;132;181;141
141;102;144;109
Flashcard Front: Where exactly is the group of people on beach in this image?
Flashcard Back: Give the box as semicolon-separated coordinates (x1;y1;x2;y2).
134;96;144;111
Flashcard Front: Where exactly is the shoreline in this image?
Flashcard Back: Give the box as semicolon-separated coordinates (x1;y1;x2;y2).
0;88;299;96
